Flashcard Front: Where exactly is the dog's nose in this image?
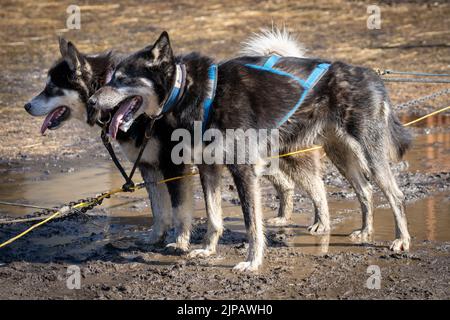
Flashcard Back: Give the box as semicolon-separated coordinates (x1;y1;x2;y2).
87;97;97;109
24;103;32;112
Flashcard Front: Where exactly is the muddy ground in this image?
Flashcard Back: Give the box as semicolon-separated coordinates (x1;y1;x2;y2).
0;0;449;299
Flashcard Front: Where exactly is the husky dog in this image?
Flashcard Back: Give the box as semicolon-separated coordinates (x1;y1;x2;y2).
89;30;412;272
23;38;190;249
24;32;312;254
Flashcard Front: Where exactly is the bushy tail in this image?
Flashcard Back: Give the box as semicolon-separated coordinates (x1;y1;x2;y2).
240;27;306;58
388;111;412;161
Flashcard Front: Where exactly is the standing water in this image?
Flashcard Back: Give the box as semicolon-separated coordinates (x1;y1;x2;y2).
0;115;448;256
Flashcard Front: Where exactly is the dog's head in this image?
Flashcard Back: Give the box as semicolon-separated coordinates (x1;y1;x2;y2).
24;38;114;134
88;31;176;139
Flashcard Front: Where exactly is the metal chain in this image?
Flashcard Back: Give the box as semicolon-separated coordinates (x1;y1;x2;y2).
394;88;450;109
386;70;450;77
0;208;56;225
382;78;450;84
0;181;146;227
0;192;112;227
374;68;450;77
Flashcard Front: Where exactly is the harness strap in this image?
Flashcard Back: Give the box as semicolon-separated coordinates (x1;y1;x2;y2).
245;57;331;127
101;117;157;191
303;63;330;89
101;131;131;185
103;63;216;186
202;64;218;132
263;55;280;68
161;64;187;114
159;62;217;133
276;63;330;126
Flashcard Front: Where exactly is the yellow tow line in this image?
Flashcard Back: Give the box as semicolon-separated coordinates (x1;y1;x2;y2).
0;105;449;249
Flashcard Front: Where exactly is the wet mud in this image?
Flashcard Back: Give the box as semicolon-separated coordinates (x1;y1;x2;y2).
0;117;449;299
0;0;449;299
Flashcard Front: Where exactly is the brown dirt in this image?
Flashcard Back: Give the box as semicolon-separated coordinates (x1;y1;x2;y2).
0;0;449;300
0;0;449;161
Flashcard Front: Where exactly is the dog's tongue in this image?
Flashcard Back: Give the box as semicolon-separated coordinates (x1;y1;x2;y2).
40;107;63;135
108;99;135;139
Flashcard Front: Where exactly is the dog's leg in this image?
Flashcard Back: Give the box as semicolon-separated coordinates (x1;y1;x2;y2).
324;136;374;241
372;163;410;251
300;172;330;235
189;164;224;258
163;165;193;254
279;152;330;234
139;164;172;244
265;169;294;226
228;164;265;272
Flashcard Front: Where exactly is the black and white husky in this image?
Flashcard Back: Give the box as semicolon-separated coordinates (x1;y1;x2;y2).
24;30;316;254
89;30;412;272
23;39;186;249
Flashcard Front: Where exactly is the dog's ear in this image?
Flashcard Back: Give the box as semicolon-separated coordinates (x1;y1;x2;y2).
104;66;114;84
58;37;69;58
58;37;84;74
149;31;173;64
103;51;115;85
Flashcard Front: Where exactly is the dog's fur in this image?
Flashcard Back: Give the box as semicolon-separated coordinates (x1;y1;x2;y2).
24;30;313;254
89;30;412;272
24;39;191;250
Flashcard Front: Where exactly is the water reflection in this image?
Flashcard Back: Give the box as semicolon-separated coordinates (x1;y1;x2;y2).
0;116;448;253
0;160;147;216
401;114;450;172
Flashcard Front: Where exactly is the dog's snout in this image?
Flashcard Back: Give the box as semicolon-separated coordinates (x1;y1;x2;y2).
87;97;97;109
24;103;32;112
87;86;122;111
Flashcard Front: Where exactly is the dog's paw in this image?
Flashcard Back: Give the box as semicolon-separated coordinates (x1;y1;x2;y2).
232;261;259;273
165;242;189;255
349;229;373;241
390;238;410;252
266;217;290;227
307;221;330;235
188;249;215;259
146;230;165;244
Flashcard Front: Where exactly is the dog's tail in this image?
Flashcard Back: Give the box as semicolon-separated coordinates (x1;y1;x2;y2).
386;103;412;161
240;27;306;58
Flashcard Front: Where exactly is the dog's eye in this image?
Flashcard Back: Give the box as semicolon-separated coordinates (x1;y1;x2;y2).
68;73;77;83
113;72;126;83
44;84;55;94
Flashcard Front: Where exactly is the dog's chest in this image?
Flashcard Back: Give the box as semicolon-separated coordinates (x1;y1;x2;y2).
118;138;160;166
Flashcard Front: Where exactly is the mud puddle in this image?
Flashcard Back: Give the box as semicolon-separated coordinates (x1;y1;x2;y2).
1;0;449;300
400;113;450;172
0;161;149;217
0;115;448;262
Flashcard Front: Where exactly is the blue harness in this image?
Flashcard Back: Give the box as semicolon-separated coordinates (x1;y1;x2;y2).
161;64;187;114
245;55;331;127
163;56;330;131
160;63;218;132
202;64;218;132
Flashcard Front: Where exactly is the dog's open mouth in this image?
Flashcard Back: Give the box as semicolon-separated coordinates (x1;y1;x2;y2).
40;106;70;135
109;96;142;139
